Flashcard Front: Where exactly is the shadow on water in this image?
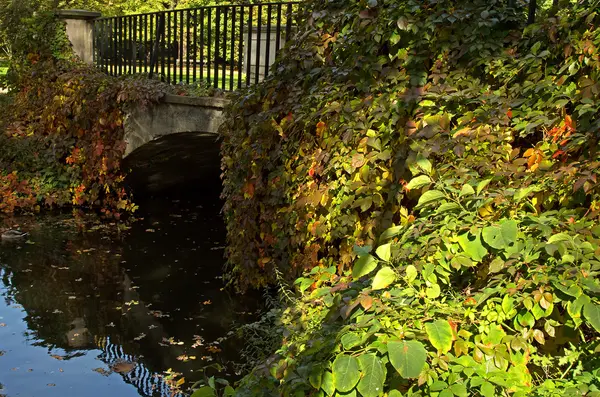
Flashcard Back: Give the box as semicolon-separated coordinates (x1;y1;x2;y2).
0;141;260;397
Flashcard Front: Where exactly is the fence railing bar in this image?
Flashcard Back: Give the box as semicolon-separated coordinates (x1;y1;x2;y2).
255;4;262;85
245;5;253;87
173;11;178;84
237;5;244;89
149;14;162;79
186;10;191;85
285;3;293;46
275;4;282;54
179;9;184;83
222;7;228;90
94;2;300;90
265;5;272;79
207;8;212;85
193;9;198;83
214;7;220;88
200;8;205;83
167;11;172;84
95;2;300;20
229;7;236;91
528;0;537;24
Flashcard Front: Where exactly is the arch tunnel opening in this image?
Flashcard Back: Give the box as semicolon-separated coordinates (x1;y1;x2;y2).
121;132;222;201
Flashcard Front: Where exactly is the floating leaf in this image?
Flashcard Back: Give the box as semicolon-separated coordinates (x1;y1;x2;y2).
372;267;396;290
425;320;453;353
332;355;361;393
388;340;427;378
357;354;385;397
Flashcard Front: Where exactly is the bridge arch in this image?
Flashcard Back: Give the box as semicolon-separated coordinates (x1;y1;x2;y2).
123;95;228;157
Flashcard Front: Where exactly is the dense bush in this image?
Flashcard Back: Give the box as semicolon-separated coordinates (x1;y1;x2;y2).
217;0;600;395
0;59;173;214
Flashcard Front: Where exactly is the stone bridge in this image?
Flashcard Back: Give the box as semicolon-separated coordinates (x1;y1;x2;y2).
124;94;228;157
121;95;228;193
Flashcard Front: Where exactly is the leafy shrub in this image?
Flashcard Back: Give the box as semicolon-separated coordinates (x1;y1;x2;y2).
0;58;173;215
217;0;600;395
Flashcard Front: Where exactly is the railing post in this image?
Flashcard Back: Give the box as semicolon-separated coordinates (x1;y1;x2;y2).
149;14;165;79
56;9;102;65
528;0;537;24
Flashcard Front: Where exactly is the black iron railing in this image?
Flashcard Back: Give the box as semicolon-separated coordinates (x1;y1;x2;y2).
93;2;300;90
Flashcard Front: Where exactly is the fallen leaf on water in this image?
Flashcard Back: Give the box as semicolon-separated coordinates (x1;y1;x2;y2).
111;361;136;374
133;333;146;341
207;346;221;353
51;355;64;360
93;368;110;376
145;229;155;233
176;355;197;362
47;384;56;387
202;300;212;305
0;323;6;327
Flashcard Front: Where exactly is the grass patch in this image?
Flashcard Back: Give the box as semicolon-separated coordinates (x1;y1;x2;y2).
0;60;8;80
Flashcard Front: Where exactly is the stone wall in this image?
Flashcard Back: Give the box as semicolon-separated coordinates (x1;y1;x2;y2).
123;94;229;157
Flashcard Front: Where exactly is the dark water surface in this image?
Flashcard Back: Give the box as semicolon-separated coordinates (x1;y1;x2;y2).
0;186;258;397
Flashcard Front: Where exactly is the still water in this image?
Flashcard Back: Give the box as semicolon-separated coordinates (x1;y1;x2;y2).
0;186;258;397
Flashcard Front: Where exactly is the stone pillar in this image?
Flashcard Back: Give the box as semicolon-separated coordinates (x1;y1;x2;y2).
243;26;294;83
55;10;102;65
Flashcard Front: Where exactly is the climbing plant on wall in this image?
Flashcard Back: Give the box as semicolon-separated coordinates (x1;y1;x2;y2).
216;0;600;395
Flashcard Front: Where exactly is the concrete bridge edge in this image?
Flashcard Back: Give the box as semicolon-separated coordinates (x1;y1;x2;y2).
123;94;229;157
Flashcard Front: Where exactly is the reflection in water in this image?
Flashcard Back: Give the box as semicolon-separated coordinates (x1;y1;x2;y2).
0;186;258;397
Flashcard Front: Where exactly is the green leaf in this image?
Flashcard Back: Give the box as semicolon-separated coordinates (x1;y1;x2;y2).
406;175;432;190
372;266;396;290
375;243;391;262
310;365;324;389
405;265;418;283
457;231;488;262
426;284;441;299
332;355;361;393
380;226;403;240
425;320;453;353
459;184;475;197
583;302;600;332
353;254;378;279
489;257;504;273
450;383;468;397
388;340;427;378
416;190;445;209
548;233;571;245
191;387;216;397
223;386;235;397
357;354;385;397
416;155;432;175
388;391;403;397
341;333;362;350
436;202;461;214
480;381;496;397
476;179;492;195
322;371;335;396
482;220;518;250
